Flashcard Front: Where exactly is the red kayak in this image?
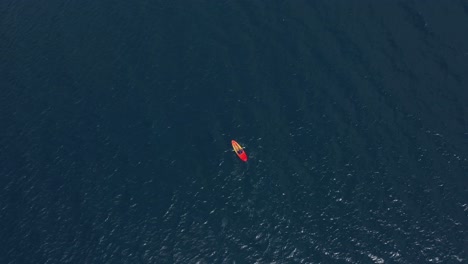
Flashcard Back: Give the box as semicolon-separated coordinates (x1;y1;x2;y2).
231;140;248;162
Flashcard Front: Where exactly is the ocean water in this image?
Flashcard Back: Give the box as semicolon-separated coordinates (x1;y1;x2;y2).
1;1;467;263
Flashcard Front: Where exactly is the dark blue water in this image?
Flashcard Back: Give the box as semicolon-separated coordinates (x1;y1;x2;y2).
1;1;467;263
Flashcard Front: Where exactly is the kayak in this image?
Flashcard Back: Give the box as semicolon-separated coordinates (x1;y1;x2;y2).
231;140;248;162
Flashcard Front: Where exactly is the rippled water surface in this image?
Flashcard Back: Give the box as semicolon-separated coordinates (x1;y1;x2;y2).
1;1;467;263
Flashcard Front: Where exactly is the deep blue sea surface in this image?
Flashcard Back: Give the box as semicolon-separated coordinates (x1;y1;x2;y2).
1;1;467;263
